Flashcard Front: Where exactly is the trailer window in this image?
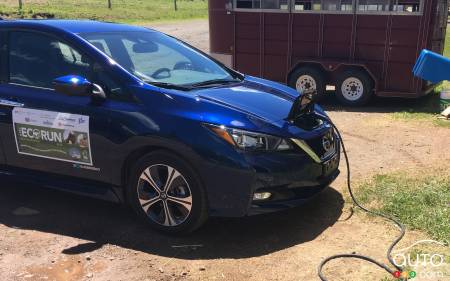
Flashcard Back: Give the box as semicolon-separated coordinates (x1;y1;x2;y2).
340;0;354;11
323;0;338;10
394;0;421;13
357;0;390;11
262;0;289;9
294;0;354;11
235;0;289;9
357;0;422;13
323;0;354;10
294;0;321;11
234;0;422;12
236;0;258;8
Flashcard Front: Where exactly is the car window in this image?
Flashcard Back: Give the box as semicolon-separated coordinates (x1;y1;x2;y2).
88;38;113;57
81;31;236;86
122;38;190;79
9;31;92;89
91;64;129;100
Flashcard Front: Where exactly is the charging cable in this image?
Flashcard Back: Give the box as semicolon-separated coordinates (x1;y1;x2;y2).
313;113;407;281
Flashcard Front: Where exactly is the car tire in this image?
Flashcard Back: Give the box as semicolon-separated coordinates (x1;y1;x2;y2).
335;69;373;106
126;150;208;234
288;66;326;101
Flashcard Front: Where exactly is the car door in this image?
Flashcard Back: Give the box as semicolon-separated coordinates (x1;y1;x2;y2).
0;93;10;166
0;30;7;166
0;113;6;166
0;30;116;184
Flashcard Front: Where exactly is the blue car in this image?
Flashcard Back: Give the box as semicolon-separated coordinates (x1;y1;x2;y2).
0;20;340;233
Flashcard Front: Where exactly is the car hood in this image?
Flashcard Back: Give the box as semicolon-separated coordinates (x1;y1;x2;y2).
193;76;298;124
136;76;330;139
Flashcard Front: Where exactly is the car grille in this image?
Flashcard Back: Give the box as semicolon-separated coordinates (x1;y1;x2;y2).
304;130;336;160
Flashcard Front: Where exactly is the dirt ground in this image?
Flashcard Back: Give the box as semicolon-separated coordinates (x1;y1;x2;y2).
0;20;449;281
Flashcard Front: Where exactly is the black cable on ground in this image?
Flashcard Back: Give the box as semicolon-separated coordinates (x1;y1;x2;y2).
314;114;407;281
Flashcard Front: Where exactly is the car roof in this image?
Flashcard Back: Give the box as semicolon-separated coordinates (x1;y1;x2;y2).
0;19;153;34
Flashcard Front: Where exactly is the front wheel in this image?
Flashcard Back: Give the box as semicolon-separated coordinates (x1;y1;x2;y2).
126;151;208;234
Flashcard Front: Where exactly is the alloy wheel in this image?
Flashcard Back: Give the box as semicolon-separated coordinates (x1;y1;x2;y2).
137;164;193;227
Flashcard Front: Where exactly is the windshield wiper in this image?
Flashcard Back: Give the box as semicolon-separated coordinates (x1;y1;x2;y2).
146;81;193;91
189;79;240;88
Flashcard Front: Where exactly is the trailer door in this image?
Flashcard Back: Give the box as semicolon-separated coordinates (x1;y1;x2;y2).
384;0;424;93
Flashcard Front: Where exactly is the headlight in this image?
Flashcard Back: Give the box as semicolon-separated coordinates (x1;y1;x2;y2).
205;124;293;151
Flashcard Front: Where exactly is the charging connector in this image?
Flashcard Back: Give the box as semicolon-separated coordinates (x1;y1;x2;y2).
313;112;408;281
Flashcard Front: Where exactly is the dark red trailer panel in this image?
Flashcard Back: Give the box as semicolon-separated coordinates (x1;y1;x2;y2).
208;0;448;105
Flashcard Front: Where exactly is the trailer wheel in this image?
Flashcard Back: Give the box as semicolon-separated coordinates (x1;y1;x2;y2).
288;66;325;101
336;70;373;106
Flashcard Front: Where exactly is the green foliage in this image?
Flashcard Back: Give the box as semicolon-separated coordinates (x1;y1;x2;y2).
0;0;208;23
356;172;450;244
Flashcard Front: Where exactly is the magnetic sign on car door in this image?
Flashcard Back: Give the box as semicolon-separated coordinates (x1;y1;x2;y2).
12;108;93;166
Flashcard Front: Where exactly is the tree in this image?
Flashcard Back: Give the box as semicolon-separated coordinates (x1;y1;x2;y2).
18;0;23;10
174;0;177;11
108;0;112;9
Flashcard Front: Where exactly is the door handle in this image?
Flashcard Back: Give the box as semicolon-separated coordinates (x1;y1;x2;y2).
0;99;24;108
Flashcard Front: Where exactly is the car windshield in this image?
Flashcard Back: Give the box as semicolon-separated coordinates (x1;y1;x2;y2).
80;31;240;88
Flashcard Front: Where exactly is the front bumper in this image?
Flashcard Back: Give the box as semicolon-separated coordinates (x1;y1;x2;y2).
245;144;340;215
204;141;341;217
248;168;339;215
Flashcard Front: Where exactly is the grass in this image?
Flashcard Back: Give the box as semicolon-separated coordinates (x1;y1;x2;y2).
356;171;450;244
390;93;450;128
360;170;450;281
0;0;208;24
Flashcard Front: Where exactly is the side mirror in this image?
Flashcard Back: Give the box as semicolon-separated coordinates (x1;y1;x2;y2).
53;75;106;100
